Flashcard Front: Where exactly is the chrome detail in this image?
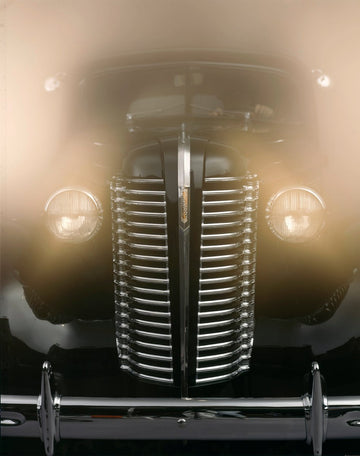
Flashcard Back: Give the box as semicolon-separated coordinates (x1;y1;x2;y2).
125;200;166;207
266;186;326;243
1;419;21;426
347;420;360;427
205;176;245;182
3;361;360;448
202;189;244;195
125;189;166;195
44;187;103;216
304;362;328;456
128;232;167;239
132;296;170;306
44;187;103;243
196;174;259;384
111;176;173;384
124;178;164;184
37;362;59;456
200;264;238;272
178;124;191;397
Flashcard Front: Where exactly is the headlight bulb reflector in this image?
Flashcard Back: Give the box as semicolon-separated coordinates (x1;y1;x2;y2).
45;188;102;242
266;187;325;243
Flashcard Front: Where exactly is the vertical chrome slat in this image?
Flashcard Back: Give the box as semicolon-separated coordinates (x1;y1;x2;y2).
111;177;173;384
196;174;259;384
178;124;191;397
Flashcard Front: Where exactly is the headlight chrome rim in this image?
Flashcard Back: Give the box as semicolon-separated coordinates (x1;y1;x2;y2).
44;187;103;243
266;186;326;243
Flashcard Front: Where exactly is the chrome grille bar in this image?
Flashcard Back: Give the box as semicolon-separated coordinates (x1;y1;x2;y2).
196;174;259;385
111;176;173;384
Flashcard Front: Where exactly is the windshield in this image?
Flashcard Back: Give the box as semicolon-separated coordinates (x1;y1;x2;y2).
80;64;306;128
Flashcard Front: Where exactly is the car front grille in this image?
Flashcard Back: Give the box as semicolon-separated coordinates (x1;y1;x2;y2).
111;173;259;387
196;175;258;384
111;177;173;384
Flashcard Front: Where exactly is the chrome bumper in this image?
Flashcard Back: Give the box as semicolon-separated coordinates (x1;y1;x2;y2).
1;362;360;456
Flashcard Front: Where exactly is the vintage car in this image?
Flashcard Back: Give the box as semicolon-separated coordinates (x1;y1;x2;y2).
1;50;360;455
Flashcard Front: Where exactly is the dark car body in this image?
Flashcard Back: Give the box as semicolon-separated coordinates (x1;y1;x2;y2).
1;50;360;455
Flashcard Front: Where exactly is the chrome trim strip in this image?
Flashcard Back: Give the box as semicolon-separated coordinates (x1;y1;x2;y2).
132;276;169;284
198;308;235;317
125;189;166;195
128;233;168;239
130;254;168;262
202;221;242;228
124;178;164;184
125;200;166;206
133;340;173;351
178;124;191;398
196;360;243;372
132;265;169;273
127;349;173;361
127;221;167;228
132;286;169;295
201;253;239;261
196;350;237;361
133;307;171;317
200;276;238;284
201;243;240;251
198;329;234;339
124;359;173;373
127;211;167;217
130;244;168;251
199;286;237;295
205;176;245;182
134;329;171;339
120;367;174;384
199;297;238;305
200;264;238;272
198;319;234;329
132;297;171;306
202;210;244;217
195;367;249;383
202;189;244;195
133;318;171;329
203;200;242;206
198;340;236;350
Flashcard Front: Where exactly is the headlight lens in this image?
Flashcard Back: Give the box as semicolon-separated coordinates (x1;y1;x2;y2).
266;187;325;243
45;188;102;242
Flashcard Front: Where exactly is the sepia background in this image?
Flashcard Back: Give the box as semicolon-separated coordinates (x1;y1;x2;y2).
1;0;360;454
2;0;360;214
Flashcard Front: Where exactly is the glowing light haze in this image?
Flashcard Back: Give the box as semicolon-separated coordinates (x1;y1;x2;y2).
2;0;360;216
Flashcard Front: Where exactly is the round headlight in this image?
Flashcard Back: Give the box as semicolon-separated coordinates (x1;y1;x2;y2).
45;188;103;242
266;187;325;243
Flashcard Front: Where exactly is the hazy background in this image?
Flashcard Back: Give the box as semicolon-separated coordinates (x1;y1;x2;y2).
2;0;360;213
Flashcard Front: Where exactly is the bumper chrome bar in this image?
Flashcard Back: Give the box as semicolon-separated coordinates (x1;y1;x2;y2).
1;362;360;456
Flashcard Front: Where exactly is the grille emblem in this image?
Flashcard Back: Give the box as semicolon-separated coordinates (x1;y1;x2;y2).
180;188;189;225
178;124;191;230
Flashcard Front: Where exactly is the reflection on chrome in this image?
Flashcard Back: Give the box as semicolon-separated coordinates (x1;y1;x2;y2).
2;361;360;456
